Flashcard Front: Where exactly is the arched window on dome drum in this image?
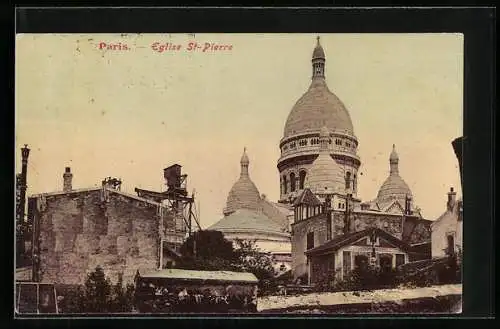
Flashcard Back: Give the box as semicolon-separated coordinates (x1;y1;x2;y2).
299;171;306;190
283;176;288;194
353;174;357;193
290;173;296;192
345;172;351;190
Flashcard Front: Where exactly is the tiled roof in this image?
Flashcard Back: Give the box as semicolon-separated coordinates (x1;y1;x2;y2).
294;188;322;206
305;227;411;256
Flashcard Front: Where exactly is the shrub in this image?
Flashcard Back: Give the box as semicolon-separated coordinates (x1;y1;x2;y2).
58;266;135;314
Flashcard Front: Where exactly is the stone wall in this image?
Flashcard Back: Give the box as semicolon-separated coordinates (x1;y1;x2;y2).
34;189;162;285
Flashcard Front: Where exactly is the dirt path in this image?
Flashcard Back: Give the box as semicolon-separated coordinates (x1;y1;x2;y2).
257;284;462;312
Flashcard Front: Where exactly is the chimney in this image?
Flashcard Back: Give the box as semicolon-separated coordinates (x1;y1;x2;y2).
63;167;73;192
447;187;457;212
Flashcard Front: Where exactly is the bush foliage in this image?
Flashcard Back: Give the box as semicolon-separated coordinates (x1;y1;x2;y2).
58;266;135;313
311;254;462;293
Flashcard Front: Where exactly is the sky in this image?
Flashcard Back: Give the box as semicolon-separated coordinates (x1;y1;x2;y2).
15;33;463;228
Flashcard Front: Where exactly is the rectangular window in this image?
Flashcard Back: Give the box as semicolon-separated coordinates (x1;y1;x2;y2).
396;254;405;267
343;251;352;276
446;235;455;255
307;232;314;250
326;217;332;241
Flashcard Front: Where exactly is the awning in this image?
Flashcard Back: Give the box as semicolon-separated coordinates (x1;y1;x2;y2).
139;268;258;284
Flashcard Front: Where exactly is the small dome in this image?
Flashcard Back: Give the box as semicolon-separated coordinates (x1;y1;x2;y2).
376;175;413;204
304;155;345;195
224;148;261;216
304;125;347;195
376;145;413;204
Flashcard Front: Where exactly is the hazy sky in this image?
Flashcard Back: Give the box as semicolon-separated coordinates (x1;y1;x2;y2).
16;33;463;228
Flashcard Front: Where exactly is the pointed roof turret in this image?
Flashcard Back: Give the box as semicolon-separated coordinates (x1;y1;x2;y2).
240;147;250;176
312;36;326;60
389;144;399;174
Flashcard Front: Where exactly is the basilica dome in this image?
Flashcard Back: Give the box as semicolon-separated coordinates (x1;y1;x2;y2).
376;145;413;203
283;38;354;138
304;127;346;195
223;148;262;216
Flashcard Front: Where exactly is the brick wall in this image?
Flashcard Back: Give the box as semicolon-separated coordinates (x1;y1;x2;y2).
34;189;162;285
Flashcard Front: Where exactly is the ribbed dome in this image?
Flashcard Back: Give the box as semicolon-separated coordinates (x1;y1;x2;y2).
304;126;346;195
224;148;262;216
376;175;413;203
283;38;354;138
284;79;354;138
376;145;413;203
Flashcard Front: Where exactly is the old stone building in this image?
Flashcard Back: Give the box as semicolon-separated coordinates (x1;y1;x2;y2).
27;168;186;285
278;37;432;283
431;137;463;260
209;148;293;274
431;188;462;259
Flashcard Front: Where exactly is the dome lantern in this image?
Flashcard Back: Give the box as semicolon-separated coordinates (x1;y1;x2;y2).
389;144;399;175
312;36;326;79
240;147;250;177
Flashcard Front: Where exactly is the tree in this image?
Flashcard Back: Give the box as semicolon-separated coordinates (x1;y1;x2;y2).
59;267;135;314
180;230;235;261
233;239;276;284
83;266;112;313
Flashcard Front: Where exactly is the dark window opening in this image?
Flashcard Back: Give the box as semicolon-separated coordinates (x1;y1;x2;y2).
446;235;455;255
326;218;332;241
395;254;405;268
306;232;314;250
379;254;393;273
283;176;288;194
354;255;369;270
290;173;296;192
343;251;352;276
345;172;351;189
299;171;306;190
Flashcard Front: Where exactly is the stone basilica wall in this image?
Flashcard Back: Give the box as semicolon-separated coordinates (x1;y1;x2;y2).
32;190;162;285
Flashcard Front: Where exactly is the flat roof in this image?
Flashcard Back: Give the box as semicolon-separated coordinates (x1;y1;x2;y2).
140;269;258;283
